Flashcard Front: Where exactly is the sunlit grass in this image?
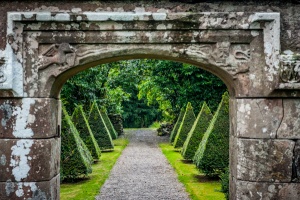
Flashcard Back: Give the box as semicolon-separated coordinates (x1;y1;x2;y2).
60;137;129;200
159;143;225;200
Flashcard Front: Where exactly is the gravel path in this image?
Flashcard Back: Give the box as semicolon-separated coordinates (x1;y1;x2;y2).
96;129;190;200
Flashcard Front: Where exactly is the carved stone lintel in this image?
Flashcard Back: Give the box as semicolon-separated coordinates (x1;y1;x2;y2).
38;43;76;71
212;42;231;64
280;54;300;83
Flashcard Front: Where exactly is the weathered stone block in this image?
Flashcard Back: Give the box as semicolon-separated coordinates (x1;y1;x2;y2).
236;99;283;138
0;174;59;200
293;140;300;182
0;98;60;139
237;139;294;182
277;99;300;139
0;138;60;182
235;180;300;200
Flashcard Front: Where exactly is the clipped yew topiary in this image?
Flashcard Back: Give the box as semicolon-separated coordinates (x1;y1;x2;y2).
88;102;114;151
173;102;196;148
100;108;118;139
181;102;213;160
193;92;230;177
170;107;185;144
61;105;92;181
72;105;101;162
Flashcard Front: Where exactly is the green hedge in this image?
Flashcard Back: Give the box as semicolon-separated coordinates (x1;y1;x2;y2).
100;108;118;139
169;107;185;144
72;105;101;161
220;167;229;200
173;102;196;148
181;102;213;160
88;102;114;151
193;92;229;177
61;105;92;181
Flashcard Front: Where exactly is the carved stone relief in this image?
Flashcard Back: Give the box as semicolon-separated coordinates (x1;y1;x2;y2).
183;42;251;78
280;54;300;83
38;43;76;71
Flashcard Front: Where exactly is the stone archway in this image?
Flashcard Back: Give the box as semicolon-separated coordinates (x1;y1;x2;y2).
0;11;299;199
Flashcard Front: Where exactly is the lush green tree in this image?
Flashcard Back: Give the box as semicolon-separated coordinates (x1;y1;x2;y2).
138;60;226;121
72;105;101;161
60;59;226;127
61;106;92;181
173;102;196;148
193;92;230;177
181;102;213;160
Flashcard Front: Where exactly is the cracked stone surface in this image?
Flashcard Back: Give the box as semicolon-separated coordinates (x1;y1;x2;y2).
95;129;190;200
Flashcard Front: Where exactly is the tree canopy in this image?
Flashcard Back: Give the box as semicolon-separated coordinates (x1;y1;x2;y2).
61;59;227;127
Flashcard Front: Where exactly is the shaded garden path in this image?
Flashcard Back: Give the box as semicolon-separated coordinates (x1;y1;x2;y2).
96;129;190;200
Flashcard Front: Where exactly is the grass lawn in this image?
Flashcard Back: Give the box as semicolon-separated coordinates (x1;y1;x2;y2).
159;143;225;200
60;137;129;200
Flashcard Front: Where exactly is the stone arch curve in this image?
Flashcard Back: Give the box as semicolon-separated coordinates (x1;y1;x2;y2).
49;48;236;98
0;10;300;200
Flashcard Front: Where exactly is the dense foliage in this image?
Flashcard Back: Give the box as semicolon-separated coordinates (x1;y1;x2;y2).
169;107;185;144
99;108;118;139
61;59;226;127
88;102;114;151
72;105;101;161
181;102;213;160
173;102;196;148
193;92;230;177
61;106;92;181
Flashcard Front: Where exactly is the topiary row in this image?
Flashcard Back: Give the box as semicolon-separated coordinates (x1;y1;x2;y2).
181;102;213;160
173;102;196;148
193;92;230;177
88;102;114;151
72;105;102;162
61;105;93;181
169;107;185;144
100;108;118;139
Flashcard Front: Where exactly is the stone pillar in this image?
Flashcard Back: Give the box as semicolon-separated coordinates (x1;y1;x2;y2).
230;98;300;200
0;98;61;199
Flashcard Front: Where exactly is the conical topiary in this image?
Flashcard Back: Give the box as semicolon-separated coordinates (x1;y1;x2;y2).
170;107;185;144
72;105;101;162
181;102;213;160
61;105;92;181
173;102;196;148
193;92;230;177
99;108;118;139
88;102;114;151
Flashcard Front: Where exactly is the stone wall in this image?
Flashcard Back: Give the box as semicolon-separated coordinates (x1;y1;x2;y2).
0;0;299;53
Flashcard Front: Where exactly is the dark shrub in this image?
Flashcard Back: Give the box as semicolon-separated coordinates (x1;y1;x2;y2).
88;102;114;151
169;107;185;143
174;102;196;148
61;106;92;181
182;102;213;160
157;123;174;136
72;105;101;161
193;92;229;177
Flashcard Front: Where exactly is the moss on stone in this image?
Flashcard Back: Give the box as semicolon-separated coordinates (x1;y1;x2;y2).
169;107;185;144
88;102;114;151
173;102;196;148
61;105;92;181
193;92;229;177
72;105;101;161
99;108;118;139
181;102;213;160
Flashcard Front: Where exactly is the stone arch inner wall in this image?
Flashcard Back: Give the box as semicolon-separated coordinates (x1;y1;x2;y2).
0;2;299;199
